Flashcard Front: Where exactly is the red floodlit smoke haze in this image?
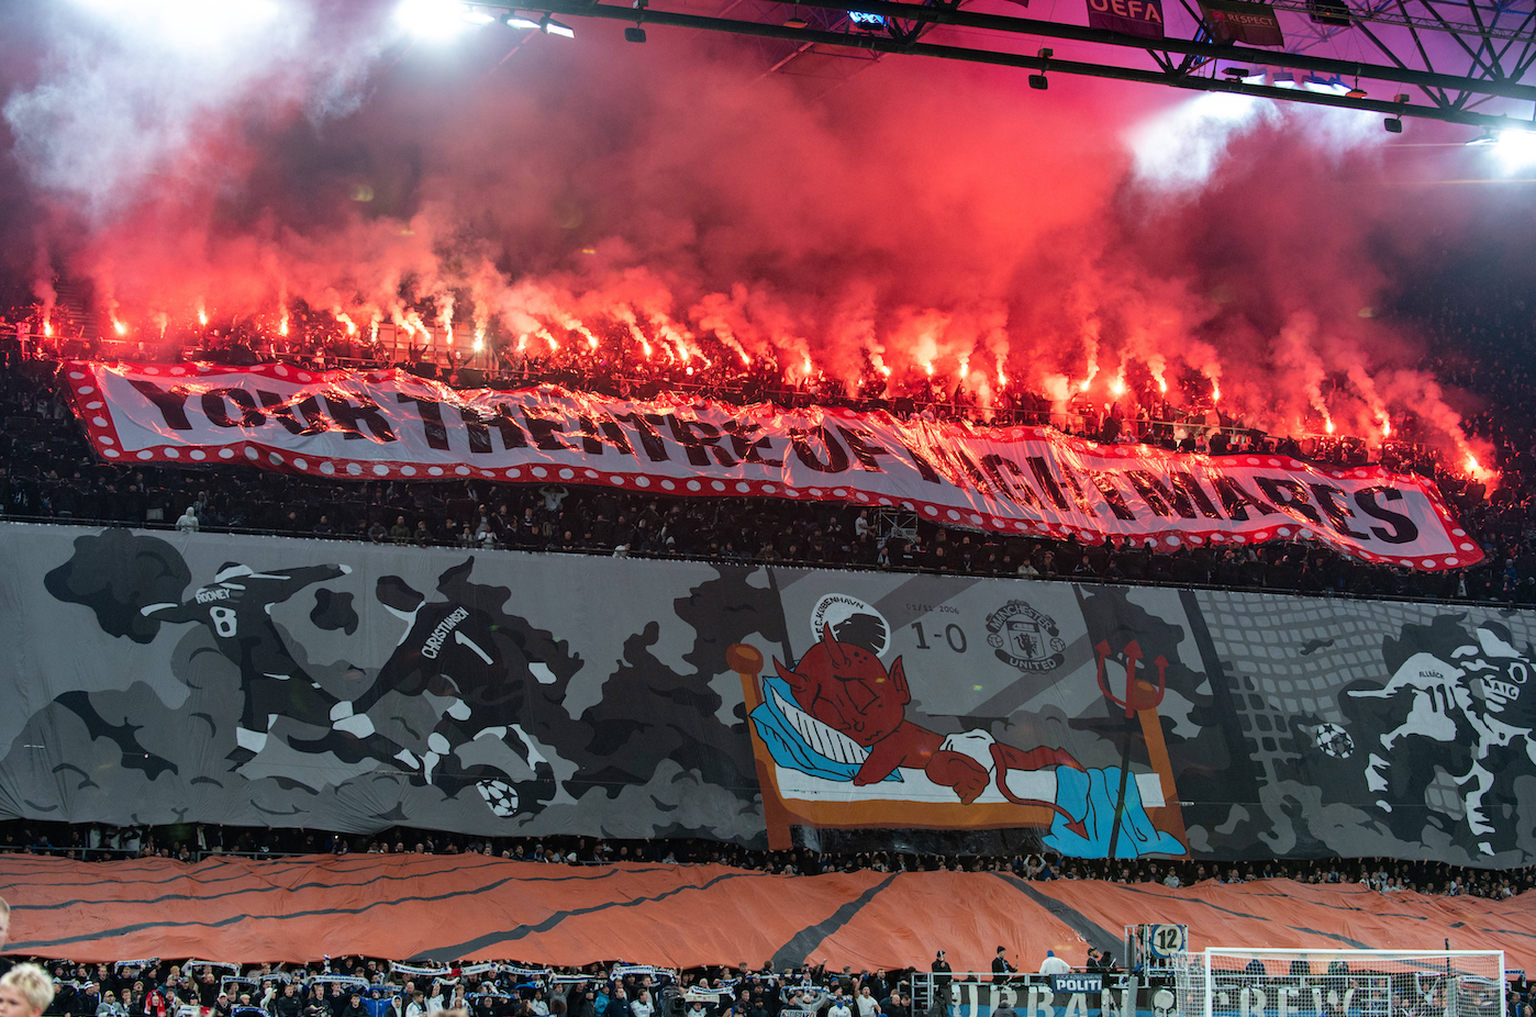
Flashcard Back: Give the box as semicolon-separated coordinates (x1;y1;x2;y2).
0;0;1500;475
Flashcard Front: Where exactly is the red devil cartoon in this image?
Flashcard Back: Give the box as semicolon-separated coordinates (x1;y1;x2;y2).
774;624;1084;807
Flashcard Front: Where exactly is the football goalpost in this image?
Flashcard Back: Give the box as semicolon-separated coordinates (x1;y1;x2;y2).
1171;948;1506;1017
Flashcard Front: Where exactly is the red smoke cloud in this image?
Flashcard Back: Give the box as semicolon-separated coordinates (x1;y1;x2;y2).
0;3;1504;475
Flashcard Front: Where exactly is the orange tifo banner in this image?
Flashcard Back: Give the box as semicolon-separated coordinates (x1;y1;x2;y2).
4;855;1536;967
62;361;1479;570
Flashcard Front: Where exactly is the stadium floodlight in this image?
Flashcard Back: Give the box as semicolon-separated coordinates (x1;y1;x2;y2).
395;0;472;38
1490;127;1536;171
1221;67;1265;86
1029;47;1050;89
502;11;542;28
541;13;576;36
461;6;497;23
1303;74;1348;93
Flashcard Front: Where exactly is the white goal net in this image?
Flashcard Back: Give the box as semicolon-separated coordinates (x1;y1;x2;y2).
1171;948;1506;1017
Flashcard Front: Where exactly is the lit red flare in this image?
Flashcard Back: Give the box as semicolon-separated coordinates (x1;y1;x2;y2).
49;290;1497;489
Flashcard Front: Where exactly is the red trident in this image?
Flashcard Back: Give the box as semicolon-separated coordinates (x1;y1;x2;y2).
1095;639;1167;717
1094;640;1173;857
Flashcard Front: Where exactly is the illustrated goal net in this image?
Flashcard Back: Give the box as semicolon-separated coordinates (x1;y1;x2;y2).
1171;949;1506;1017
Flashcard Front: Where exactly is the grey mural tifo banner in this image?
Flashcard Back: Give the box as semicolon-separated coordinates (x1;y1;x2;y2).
3;521;1534;866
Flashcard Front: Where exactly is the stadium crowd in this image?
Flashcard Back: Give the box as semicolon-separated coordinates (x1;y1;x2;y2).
12;953;1536;1017
3;267;1536;605
5;890;1536;1017
10;946;1536;1017
0;355;1520;605
3;821;1532;901
11;951;928;1017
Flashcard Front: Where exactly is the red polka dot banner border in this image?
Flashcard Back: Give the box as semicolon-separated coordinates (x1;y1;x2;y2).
62;361;1481;571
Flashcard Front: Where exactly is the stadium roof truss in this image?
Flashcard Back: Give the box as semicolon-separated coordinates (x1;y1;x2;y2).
468;0;1536;128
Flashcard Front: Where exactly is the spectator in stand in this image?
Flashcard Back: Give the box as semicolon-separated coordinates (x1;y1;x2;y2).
927;951;951;1017
145;983;172;1017
0;964;56;1017
276;984;304;1017
198;971;220;1009
389;516;411;544
1037;952;1070;977
175;506;198;533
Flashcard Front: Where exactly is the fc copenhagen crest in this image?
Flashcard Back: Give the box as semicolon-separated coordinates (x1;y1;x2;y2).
986;600;1066;672
810;594;891;656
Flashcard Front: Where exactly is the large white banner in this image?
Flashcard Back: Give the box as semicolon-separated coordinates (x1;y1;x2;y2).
61;361;1481;570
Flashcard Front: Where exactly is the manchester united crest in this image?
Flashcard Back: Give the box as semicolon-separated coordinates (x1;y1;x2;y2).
986;600;1066;672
